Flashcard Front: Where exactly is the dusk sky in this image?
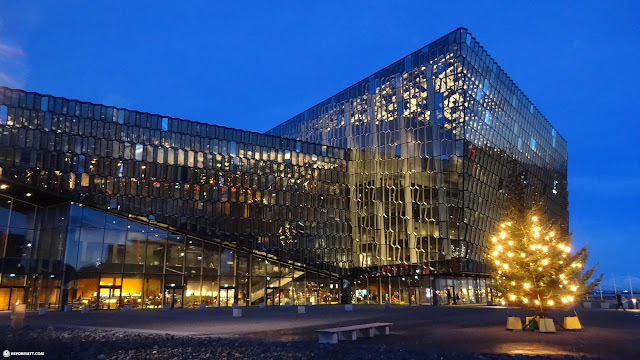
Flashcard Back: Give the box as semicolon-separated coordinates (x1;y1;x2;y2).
1;1;638;289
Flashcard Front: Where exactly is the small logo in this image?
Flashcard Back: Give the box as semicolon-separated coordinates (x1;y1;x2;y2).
2;350;9;358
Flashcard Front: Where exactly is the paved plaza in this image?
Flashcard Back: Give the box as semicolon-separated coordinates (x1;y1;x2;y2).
1;305;638;359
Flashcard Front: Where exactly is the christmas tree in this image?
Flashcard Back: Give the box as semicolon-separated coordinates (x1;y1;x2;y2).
486;167;601;315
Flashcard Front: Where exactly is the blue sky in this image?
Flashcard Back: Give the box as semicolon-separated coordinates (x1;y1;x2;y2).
1;1;638;289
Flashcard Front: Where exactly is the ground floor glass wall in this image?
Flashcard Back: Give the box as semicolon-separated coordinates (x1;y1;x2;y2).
3;200;492;310
19;203;342;310
351;276;490;305
64;204;342;310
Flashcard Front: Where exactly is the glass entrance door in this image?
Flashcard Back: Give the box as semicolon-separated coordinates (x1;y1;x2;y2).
408;286;419;305
164;287;183;309
219;288;235;307
448;285;457;305
98;286;122;309
0;287;25;310
266;287;280;306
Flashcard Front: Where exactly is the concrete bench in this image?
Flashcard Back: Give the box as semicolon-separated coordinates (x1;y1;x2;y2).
316;322;392;344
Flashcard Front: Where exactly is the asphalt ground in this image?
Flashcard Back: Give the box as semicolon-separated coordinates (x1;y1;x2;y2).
1;305;638;359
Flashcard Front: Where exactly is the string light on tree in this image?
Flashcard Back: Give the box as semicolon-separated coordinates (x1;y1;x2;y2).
484;170;601;316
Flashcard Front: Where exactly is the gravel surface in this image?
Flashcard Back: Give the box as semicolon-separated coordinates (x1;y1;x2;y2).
0;327;599;360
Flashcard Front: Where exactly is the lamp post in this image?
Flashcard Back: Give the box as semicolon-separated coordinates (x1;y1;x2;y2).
629;274;635;309
599;284;603;300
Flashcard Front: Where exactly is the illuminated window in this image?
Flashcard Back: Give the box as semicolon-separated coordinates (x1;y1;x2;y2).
135;144;143;161
81;173;90;187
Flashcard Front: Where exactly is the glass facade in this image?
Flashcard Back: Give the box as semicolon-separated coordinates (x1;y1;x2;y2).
267;28;568;299
0;86;348;309
57;203;341;309
0;28;567;309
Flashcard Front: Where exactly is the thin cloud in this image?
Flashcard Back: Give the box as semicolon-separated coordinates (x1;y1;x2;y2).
0;42;25;58
0;72;19;87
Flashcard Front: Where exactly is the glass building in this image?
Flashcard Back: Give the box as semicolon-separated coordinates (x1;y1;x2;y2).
0;87;349;310
0;28;568;310
267;28;568;305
